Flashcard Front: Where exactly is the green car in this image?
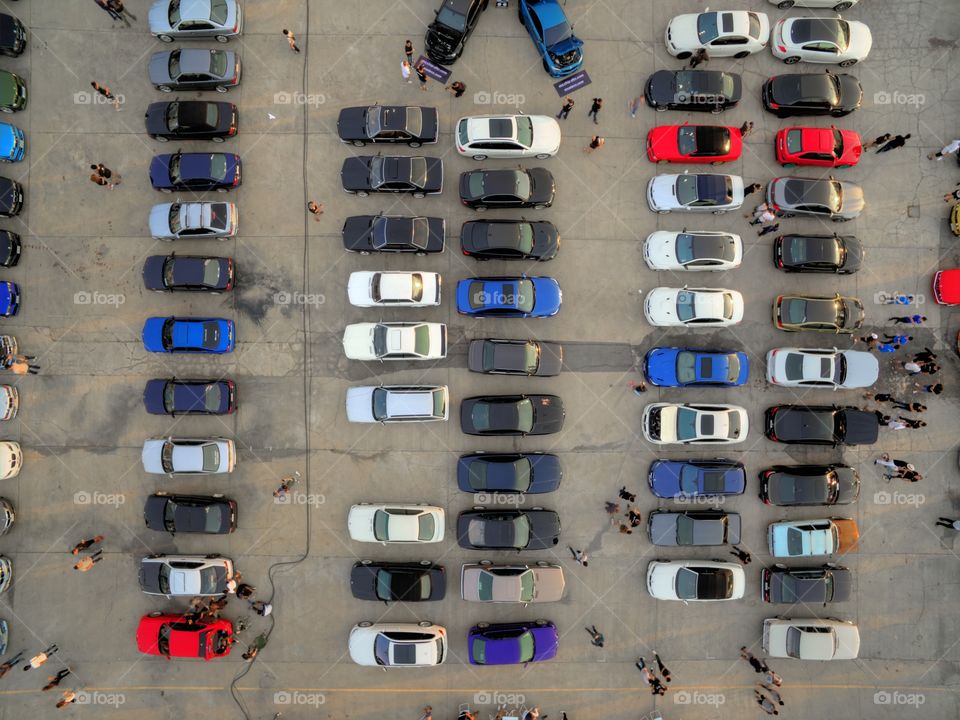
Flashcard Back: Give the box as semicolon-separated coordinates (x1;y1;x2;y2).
0;71;26;113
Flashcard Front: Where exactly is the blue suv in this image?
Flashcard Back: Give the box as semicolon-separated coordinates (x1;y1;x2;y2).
0;123;23;162
142;316;235;354
519;0;583;78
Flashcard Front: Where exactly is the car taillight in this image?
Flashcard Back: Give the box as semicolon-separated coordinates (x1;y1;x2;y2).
228;126;237;136
769;102;779;109
777;45;786;53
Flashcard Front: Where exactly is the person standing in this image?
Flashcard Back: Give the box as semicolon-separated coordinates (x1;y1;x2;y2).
744;182;762;197
585;625;604;647
739;121;754;138
55;689;77;709
106;0;131;26
929;139;960;161
755;691;780;715
73;549;103;571
72;536;105;555
557;96;575;119
628;95;643;117
94;0;122;21
446;80;466;97
587;97;602;124
758;223;780;237
569;546;588;567
653;652;671;682
404;40;414;65
0;651;24;678
740;647;765;673
749;207;777;226
619;486;636;502
877;133;911;153
401;59;412;84
687;48;708;69
915;382;943;394
415;63;428;91
585;135;605;152
24;646;59;671
935;517;960;530
861;133;891;150
760;683;784;706
307;201;324;221
730;546;751;564
282;29;300;53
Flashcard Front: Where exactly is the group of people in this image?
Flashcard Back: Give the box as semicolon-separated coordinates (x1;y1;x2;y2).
875;454;922;482
0;642;77;709
181;569;273;661
603;495;642;534
860;345;940;433
741;648;784;715
635;652;671;695
71;535;105;572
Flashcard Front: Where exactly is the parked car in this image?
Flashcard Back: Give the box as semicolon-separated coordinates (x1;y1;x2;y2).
773;233;862;273
456;114;561;160
141;437;236;475
759;465;860;506
347;271;441;308
342;214;445;254
762;618;859;660
145;100;237;142
142;316;235;354
340;155;443;197
768;0;858;8
457;508;561;550
768;518;859;557
644;70;742;113
665;10;770;59
0;14;26;57
150;151;241;193
347;504;446;544
0;71;26;113
767;176;864;221
0;281;18;316
775;126;861;168
467;338;563;376
648;459;747;499
762;565;852;604
764;405;878;445
0;499;13;536
345;385;449;423
460;168;555;210
0;555;9;594
143;378;237;415
468;620;559;665
150;201;238;241
139;555;234;597
933;269;960;305
647;560;745;601
644;347;748;387
148;49;241;93
456;276;562;318
457;452;562;494
0;384;17;420
766;347;878;388
647;173;745;213
773;293;864;333
143;254;235;292
425;0;488;64
350;560;446;602
0;230;20;266
647;123;741;165
148;0;243;42
0;123;23;162
644;230;741;271
461;562;565;603
518;0;583;77
460;219;559;261
644;287;744;327
0;176;23;216
348;622;447;667
143;493;238;534
136;613;234;660
648;509;741;546
772;17;871;66
460;394;565;436
762;71;862;118
642;403;748;445
0;441;21;479
336;105;439;147
342;322;447;361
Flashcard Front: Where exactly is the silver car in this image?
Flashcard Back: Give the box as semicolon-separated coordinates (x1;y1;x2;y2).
149;201;238;241
0;555;10;594
148;49;241;93
139;554;234;598
460;561;565;604
0;498;12;536
149;0;242;43
767;177;864;222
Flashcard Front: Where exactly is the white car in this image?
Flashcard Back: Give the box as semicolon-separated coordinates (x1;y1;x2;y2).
643;231;742;271
345;385;449;423
647;560;745;601
766;347;879;389
347;503;445;544
772;17;872;67
141;437;236;475
0;441;20;479
347;271;441;308
0;385;17;420
644;287;744;327
349;622;447;667
762;618;860;660
768;0;858;8
768;517;859;558
342;322;447;361
460;562;566;604
139;554;233;598
647;173;745;214
149;202;238;241
455;114;561;160
642;403;749;445
665;11;770;59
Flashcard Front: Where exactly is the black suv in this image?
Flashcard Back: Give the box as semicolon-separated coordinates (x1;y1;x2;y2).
0;14;26;58
425;0;487;64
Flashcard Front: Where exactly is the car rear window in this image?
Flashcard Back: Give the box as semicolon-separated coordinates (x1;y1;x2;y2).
210;0;228;25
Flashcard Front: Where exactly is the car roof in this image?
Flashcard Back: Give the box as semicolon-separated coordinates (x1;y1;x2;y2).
178;48;217;73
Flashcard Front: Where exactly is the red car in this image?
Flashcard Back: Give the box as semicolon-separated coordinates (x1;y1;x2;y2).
136;613;234;661
646;123;742;164
775;126;862;168
933;269;960;305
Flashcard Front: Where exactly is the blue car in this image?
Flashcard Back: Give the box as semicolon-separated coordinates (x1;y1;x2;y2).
456;276;561;318
143;378;237;415
149;152;241;193
648;459;746;499
518;0;584;78
644;347;748;387
0;123;24;162
0;280;18;316
142;316;235;354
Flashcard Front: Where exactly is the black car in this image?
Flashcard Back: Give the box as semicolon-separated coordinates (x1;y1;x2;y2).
760;465;860;506
0;177;22;217
425;0;487;64
459;168;555;210
142;254;235;292
647;509;741;546
337;105;439;147
145;101;238;142
762;565;852;604
762;71;862;118
149;152;241;193
0;230;20;267
460;394;565;436
342;214;445;254
142;378;237;415
143;493;237;535
341;155;443;197
467;339;563;376
774;233;862;274
644;70;742;113
764;405;879;446
350;560;446;602
457;508;561;550
0;14;26;58
460;219;559;260
457;452;563;494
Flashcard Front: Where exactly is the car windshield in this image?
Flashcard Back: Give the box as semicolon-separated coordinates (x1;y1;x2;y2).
365;107;382;138
157;624;171;656
209;51;227;76
208;154;228;181
519;571;535;602
544;18;573;48
168;203;183;234
371;324;389;356
373;635;391;666
203;383;223;411
785;627;803;658
675;175;699;205
371;387;389;420
373;510;391;541
675;514;695;544
512;515;531;548
369;156;386;186
785;130;803;154
201;443;221;472
676;291;696;321
436;2;467;31
675;567;699;599
433;390;446;418
160;441;176;473
413;325;431;356
835;354;847;384
517;631;536;663
515;117;534;148
677;127;698;156
697;13;720;43
679;465;700;494
209;0;228;25
675;351;696;383
157;564;173;594
832;129;844;156
476;571;494;600
418;513;436;541
408;157;427;188
168;154;183;183
675;407;699;440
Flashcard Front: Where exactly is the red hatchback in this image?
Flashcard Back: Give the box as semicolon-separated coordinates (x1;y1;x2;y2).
933;269;960;305
775;126;861;168
647;123;742;165
136;613;234;661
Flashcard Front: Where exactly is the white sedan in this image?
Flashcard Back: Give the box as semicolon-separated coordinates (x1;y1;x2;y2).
647;560;745;601
644;287;744;327
762;618;860;660
455;114;561;160
347;271;441;308
647;173;745;214
141;437;236;475
768;0;857;8
347;503;446;544
772;17;872;67
642;403;749;445
342;322;447;361
139;554;234;597
766;347;879;389
644;231;742;271
665;11;770;59
349;622;447;667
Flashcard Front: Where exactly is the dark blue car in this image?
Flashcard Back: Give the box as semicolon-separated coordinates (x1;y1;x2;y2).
142;316;235;354
456;276;561;318
644;347;748;387
519;0;583;77
149;152;241;192
0;280;18;316
457;452;562;494
648;459;746;499
143;378;237;415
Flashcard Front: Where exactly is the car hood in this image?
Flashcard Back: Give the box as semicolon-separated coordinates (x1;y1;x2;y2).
530;395;565;435
667;13;700;46
646;70;676;105
345;386;376;422
142;255;167;290
143;379;168;414
342;323;378;360
147;1;173;34
531;277;563;316
349;564;380;600
144;102;169;134
530;116;562;155
337;106;369;141
838;408;878;445
142;317;167;352
839;350;878;387
644;348;679;385
148;51;172;84
527;167;556;204
525;511;561;549
149;203;175;238
340;157;371;191
141;439;167;473
648;175;679;206
648;513;679;545
347;505;379;540
839;183;865;216
534;341;563;376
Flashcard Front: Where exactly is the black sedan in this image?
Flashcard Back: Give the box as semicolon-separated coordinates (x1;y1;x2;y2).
762;565;852;604
145;101;238;142
774;234;862;274
759;464;860;506
337;105;439;147
0;230;20;267
143;254;235;292
762;72;862;118
644;70;742;113
0;14;26;58
460;394;565;436
457;508;561;550
149;152;241;193
467;338;563;376
0;176;23;217
457;452;562;494
342;214;445;254
350;560;446;602
143;378;237;416
460;219;559;260
426;0;487;64
341;155;443;197
764;405;878;446
143;493;237;535
459;168;555;210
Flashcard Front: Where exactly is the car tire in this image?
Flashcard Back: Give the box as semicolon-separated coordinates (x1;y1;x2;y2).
205;554;219;559
415;251;426;257
475;206;486;212
212;136;225;143
473;154;487;161
158;85;172;93
418;620;431;628
215;35;229;43
155;135;168;142
838;59;858;68
358;621;373;627
656;106;667;113
158;34;174;43
657;209;668;214
676;51;692;60
542;59;550;73
781;212;795;218
212;493;224;499
479;559;492;566
413;192;425;199
476;622;490;629
774;563;787;569
833;2;853;10
777;0;794;7
734;51;750;59
419;560;431;566
784;56;801;65
409;142;421;149
216;85;228;93
357;191;369;198
160;188;172;194
473;505;485;510
147;554;162;559
359;250;370;256
360;559;372;565
216;187;228;193
535;619;547;626
536;153;551;160
352;140;365;148
531;506;543;511
782;162;795;168
710;160;723;166
712;209;725;215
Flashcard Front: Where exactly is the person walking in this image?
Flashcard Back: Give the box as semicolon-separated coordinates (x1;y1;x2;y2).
854;332;878;349
882;293;914;305
236;583;256;600
404;40;414;65
630;380;647;395
687;48;708;69
587;97;602;124
899;416;926;429
629;94;643;117
569;546;588;567
106;0;131;26
764;669;782;686
892;400;925;412
250;600;273;616
10;353;45;375
90;173;109;188
653;652;672;682
874;454;897;470
282;29;300;53
24;646;58;671
899;469;923;482
755;691;780;715
557;96;574;119
915;382;943;394
446;80;466;98
307;200;323;221
618;523;632;535
401;59;412;83
890;314;926;325
759;683;784;706
42;669;72;691
883;333;912;345
913;348;937;363
902;361;923;375
585;135;604;152
415;62;428;91
585;625;604;647
619;486;636;502
935;517;960;530
55;689;77;709
90;81;120;110
744;182;762;197
861;133;891;151
730;546;751;564
73;549;103;572
866;393;897;403
877;134;911;153
0;651;24;678
876;342;900;353
635;657;656;686
748;205;776;225
740;647;765;673
758;223;780;237
929;139;960;160
739;121;754;138
920;362;940;375
71;536;104;555
627;508;642;527
94;0;123;22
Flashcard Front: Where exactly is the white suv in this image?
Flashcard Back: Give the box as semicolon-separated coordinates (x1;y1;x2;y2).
346;385;449;423
455;115;561;160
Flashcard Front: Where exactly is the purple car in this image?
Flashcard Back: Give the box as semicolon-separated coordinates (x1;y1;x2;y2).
468;620;558;665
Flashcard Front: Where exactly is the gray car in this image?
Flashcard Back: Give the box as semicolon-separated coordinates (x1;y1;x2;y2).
149;49;241;93
647;509;741;546
767;176;864;222
0;555;10;594
148;0;242;43
467;339;563;377
762;564;852;604
0;497;12;536
460;561;565;604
